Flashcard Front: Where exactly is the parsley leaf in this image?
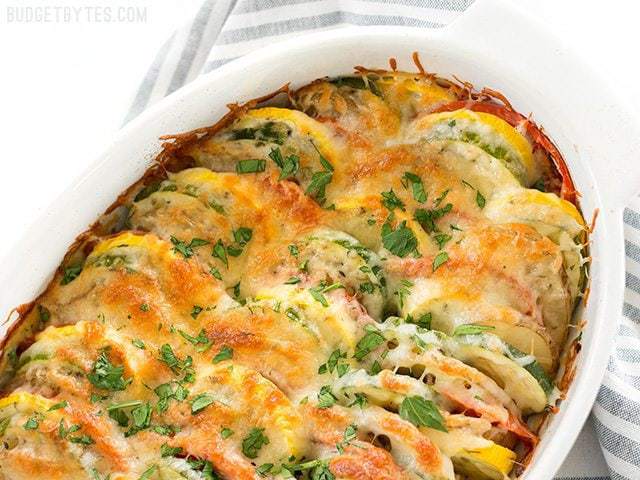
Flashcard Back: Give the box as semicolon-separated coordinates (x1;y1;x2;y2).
317;385;337;409
212;345;233;363
212;239;228;268
452;324;495;336
353;327;385;361
242;427;269;459
236;159;266;174
381;219;418;258
432;251;449;272
191;393;214;414
414;204;453;233
406;312;432;329
381;189;405;212
61;264;83;285
306;170;333;204
399;396;447;432
48;400;68;411
87;350;131;391
269;148;299;180
402;172;427;203
318;349;347;375
394;279;413;310
476;190;486;209
170;236;210;258
23;416;39;430
161;443;183;457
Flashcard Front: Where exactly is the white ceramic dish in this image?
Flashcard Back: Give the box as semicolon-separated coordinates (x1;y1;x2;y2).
2;0;640;477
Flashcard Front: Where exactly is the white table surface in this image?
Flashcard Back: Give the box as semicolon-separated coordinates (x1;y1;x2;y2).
1;0;637;476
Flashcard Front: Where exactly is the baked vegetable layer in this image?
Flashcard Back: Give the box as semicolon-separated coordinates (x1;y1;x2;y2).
0;68;586;480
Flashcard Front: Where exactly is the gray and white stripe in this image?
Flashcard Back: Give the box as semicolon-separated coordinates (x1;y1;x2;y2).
124;1;640;479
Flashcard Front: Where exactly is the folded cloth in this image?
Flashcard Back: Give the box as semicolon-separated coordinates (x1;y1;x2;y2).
125;2;640;479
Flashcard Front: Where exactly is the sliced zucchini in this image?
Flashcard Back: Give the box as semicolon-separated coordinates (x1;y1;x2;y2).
0;392;131;479
202;303;328;396
293;79;401;140
333;368;438;409
254;284;373;352
353;406;456;480
444;336;550;414
397;278;556;372
185;107;344;192
170;362;308;472
406;109;538;186
245;228;386;320
396;276;556;372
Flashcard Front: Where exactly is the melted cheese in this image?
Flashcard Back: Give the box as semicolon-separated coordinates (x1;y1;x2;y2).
0;70;587;480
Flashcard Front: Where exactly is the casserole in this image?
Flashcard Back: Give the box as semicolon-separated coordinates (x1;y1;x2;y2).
1;0;639;477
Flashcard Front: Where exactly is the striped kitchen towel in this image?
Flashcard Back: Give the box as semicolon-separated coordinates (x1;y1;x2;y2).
124;1;640;479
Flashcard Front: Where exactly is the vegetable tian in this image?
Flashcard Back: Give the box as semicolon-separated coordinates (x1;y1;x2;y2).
0;62;587;480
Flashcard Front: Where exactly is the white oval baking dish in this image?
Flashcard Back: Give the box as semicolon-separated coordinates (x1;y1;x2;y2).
2;0;640;477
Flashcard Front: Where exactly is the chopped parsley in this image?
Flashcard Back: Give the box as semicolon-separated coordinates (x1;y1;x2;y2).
209;266;222;280
23;416;39;430
433;233;452;249
432;251;449;272
305;170;333;204
402;172;427;203
191;393;214;414
381;219;418;258
170;236;210;258
132;339;146;350
399;396;447;432
158;344;194;382
414;204;453;233
381;189;405;211
242;427;269;459
308;282;344;307
87;350;131;391
394;279;413;310
178;328;212;353
348;392;368;409
317;385;337;409
37;304;51;328
61;264;83;285
211;239;228;267
452;324;495;336
269;147;300;180
406;312;432;329
212;345;233;364
476;190;486;209
48;400;68;411
190;305;203;319
221;427;234;439
236;159;266;174
318;349;348;376
161;443;183;457
353;326;385;361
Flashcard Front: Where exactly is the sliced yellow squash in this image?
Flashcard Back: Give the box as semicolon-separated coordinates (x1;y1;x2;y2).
408;110;537;186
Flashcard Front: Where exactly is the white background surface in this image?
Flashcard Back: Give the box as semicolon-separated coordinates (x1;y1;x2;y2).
0;1;637;475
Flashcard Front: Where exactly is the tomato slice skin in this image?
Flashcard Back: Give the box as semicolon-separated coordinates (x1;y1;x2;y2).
432;101;577;204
